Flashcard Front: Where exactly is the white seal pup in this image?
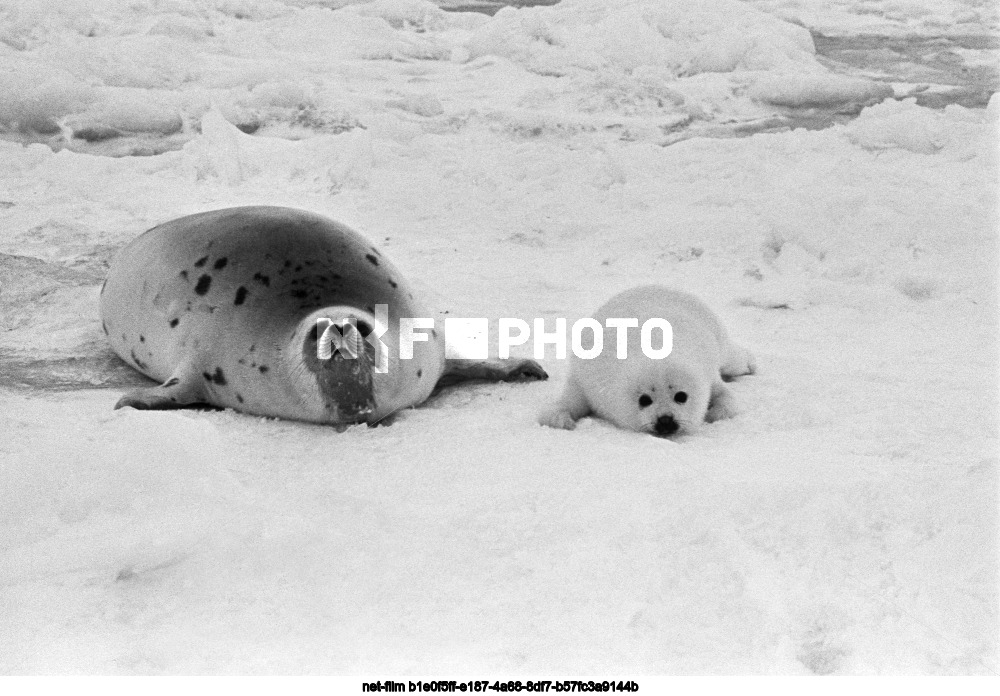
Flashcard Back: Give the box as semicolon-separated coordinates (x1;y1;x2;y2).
100;206;546;425
538;285;755;437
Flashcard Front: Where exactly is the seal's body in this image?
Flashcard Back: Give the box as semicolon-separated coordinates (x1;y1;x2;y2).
101;206;545;425
538;285;754;437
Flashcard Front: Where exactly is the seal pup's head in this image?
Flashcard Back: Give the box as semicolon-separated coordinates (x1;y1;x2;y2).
601;358;711;437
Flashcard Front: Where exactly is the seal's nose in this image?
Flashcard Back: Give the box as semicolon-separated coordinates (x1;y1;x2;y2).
654;415;679;436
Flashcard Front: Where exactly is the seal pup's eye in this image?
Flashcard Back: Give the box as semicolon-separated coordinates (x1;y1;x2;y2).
638;394;653;408
674;391;688;404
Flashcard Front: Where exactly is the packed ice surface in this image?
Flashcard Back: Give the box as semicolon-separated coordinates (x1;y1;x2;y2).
0;0;997;675
0;0;911;153
745;0;1000;36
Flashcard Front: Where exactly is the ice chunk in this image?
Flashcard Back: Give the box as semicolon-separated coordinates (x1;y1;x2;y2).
64;88;184;141
0;59;96;134
749;73;893;109
184;106;372;189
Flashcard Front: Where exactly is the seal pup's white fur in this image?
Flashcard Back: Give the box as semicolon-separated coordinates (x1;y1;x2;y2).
538;285;755;436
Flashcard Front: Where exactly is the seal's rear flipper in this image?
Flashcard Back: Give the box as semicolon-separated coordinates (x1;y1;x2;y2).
435;358;547;393
114;364;208;410
706;381;738;422
720;344;756;381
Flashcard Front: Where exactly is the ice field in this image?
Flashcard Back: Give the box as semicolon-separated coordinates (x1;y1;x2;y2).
0;0;997;674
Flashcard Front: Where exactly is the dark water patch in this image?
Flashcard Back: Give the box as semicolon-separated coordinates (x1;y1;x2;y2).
0;252;111;330
0;252;102;288
0;130;190;157
662;31;998;142
444;1;560;17
658;111;858;146
814;32;999;108
0;347;152;392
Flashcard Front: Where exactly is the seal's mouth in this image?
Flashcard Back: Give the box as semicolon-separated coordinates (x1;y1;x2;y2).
301;315;378;422
642;413;688;438
322;351;377;420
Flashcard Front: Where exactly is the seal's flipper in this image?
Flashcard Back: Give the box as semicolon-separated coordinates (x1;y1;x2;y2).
720;344;756;381
705;381;737;422
434;357;547;393
537;378;590;431
114;364;208;411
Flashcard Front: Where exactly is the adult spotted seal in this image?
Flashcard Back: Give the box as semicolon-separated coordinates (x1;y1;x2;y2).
100;206;546;425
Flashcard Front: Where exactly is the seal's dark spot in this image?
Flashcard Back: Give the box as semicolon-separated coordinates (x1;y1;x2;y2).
213;257;228;270
194;274;212;295
431;329;438;338
388;279;398;288
259;365;269;374
417;369;422;378
102;321;108;335
236;394;244;403
365;253;379;266
203;368;227;385
284;260;292;268
194;256;208;268
234;286;247;305
169;318;179;328
130;350;147;371
294;264;302;272
253;272;270;287
331;273;342;281
139;335;145;343
291;289;308;299
179;270;188;281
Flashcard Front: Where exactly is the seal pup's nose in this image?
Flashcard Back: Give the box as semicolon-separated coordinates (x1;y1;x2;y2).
654;415;679;436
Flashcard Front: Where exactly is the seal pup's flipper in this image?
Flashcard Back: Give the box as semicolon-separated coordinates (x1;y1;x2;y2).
537;378;591;431
433;357;547;394
705;381;738;423
720;343;756;381
114;362;209;410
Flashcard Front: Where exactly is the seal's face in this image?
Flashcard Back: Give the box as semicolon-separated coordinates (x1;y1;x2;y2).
625;362;710;437
287;307;392;424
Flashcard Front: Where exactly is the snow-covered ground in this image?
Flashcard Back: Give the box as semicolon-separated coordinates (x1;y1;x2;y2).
0;0;997;675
